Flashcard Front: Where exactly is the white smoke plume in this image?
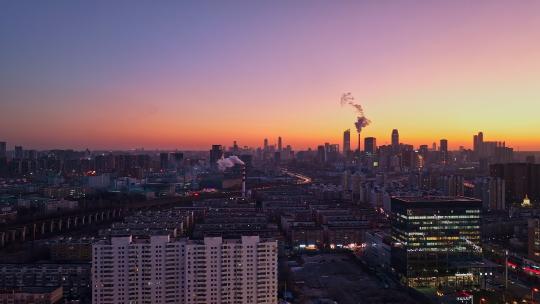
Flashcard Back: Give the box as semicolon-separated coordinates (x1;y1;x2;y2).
217;155;245;171
340;92;371;133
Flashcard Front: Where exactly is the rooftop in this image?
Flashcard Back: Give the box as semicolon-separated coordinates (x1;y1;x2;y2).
392;196;481;204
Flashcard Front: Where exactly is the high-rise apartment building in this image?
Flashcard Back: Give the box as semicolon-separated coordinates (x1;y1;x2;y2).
474;177;506;210
92;235;277;304
391;197;482;289
474;132;484;155
439;175;464;197
490;163;540;205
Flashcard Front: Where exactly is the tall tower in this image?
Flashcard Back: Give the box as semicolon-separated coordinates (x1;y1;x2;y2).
263;138;268;151
477;131;484;156
440;139;448;164
278;136;282;152
440;139;448;153
391;129;399;152
343;129;351;155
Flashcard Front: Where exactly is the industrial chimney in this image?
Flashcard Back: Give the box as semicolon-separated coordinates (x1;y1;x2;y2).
242;164;246;198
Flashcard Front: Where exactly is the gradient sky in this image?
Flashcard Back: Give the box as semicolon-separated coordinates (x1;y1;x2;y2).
1;1;540;151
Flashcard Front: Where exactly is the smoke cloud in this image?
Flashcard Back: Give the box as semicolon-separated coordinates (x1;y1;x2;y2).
340;92;371;133
217;155;245;171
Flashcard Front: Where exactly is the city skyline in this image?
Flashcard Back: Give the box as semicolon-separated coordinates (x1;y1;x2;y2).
2;1;540;150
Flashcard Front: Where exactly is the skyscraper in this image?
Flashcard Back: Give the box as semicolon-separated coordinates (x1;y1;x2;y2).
278;136;282;152
440;139;448;163
391;129;399;152
475;131;484;156
391;197;482;288
343;129;351;156
210;145;224;170
440;139;448;153
364;137;377;155
263;138;268;151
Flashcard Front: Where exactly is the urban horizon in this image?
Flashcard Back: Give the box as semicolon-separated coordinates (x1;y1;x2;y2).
1;129;538;152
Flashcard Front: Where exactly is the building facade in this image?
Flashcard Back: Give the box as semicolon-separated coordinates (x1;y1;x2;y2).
92;235;277;304
391;197;482;289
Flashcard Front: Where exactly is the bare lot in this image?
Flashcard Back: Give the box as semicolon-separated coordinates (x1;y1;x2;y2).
290;253;419;304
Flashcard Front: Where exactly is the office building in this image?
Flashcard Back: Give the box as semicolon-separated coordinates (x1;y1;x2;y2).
391;129;399;152
439;139;448;153
440;139;448;163
364;137;377;155
277;137;282;152
92;234;277;304
391;197;482;288
343;129;350;156
209;145;224;170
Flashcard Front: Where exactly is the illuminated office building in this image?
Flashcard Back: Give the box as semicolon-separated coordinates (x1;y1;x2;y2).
391;197;482;288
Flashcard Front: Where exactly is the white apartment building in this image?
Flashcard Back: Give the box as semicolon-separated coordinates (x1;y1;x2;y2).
92;234;277;304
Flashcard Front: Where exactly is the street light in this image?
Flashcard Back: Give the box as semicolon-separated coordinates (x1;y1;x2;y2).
532;287;539;303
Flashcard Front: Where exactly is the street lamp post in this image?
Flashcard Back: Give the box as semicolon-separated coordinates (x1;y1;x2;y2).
532;287;539;303
505;250;509;290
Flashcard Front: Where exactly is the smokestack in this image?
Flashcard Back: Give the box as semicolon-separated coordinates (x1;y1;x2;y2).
242;164;246;198
358;132;361;152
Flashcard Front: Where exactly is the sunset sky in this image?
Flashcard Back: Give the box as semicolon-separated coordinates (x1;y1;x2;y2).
1;1;539;151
